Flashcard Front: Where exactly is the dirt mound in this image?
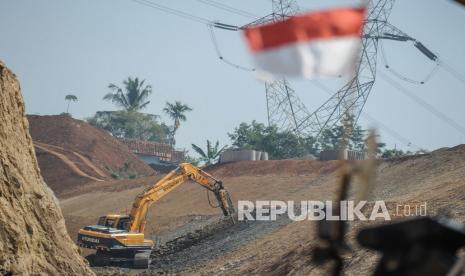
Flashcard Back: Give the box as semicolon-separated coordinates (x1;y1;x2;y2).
34;145;102;195
59;145;465;275
0;61;94;275
207;159;340;177
240;145;465;276
60;159;339;263
27;114;154;194
150;214;291;274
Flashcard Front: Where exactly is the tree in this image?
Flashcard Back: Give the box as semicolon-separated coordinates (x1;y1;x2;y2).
228;120;428;160
183;151;201;166
87;111;172;144
97;77;174;143
104;77;152;111
191;140;227;166
163;101;192;135
228;121;318;159
381;148;406;158
64;94;78;113
319;115;366;152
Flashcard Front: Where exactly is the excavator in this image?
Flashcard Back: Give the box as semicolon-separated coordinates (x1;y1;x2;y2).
77;163;236;268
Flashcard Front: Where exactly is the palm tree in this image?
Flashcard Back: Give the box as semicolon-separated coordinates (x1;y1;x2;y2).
191;140;227;166
104;77;152;111
163;101;192;135
65;94;78;113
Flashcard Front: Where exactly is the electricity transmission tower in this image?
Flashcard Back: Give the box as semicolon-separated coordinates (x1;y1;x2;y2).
293;0;399;138
243;0;399;139
217;0;439;140
242;0;311;136
279;0;440;139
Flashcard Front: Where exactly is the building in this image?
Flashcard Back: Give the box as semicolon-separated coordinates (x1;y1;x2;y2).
119;138;185;165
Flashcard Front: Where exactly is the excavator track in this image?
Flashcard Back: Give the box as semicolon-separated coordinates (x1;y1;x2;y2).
133;250;152;269
86;249;152;269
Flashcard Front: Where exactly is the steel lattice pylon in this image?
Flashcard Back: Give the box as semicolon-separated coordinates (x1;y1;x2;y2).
295;0;396;138
246;0;398;139
243;0;309;136
264;78;311;132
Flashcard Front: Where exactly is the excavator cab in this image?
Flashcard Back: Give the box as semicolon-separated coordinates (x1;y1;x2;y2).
78;214;153;268
97;215;131;231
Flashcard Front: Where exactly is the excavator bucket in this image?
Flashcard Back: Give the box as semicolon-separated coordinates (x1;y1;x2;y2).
216;189;236;224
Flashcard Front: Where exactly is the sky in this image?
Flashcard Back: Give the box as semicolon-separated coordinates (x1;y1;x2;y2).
1;0;465;155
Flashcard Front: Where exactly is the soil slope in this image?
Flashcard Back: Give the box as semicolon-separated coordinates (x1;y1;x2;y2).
216;146;465;275
28;114;154;194
60;160;341;240
59;146;465;275
0;61;94;275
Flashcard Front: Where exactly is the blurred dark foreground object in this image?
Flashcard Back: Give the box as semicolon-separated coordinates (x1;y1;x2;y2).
358;217;465;276
454;0;465;6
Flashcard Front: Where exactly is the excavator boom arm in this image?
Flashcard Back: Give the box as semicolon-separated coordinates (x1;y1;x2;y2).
128;163;235;233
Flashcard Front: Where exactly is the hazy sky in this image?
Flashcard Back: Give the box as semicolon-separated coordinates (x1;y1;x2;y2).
1;0;465;155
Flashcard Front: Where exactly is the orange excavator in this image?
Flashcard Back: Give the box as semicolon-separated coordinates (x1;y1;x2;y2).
77;163;235;268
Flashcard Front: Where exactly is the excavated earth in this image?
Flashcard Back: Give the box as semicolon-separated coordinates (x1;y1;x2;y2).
28;115;155;195
0;61;94;275
4;63;460;275
58;146;465;275
0;44;462;276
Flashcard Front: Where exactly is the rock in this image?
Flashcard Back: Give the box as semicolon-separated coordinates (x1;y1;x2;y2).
0;61;94;275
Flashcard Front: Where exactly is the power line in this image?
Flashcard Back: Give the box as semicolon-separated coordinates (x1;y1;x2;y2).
379;71;465;136
439;60;465;86
207;24;255;71
311;80;422;150
196;0;259;19
361;112;422;151
379;41;440;85
130;0;212;25
129;0;250;71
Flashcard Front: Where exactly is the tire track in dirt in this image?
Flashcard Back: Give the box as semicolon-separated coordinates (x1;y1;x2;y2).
37;142;108;178
34;142;104;182
72;150;107;178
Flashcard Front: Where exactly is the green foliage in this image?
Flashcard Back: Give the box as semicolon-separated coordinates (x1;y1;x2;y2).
65;94;78;101
319;124;366;151
104;77;152;111
381;148;407;158
183;152;201;166
376;141;387;155
228;119;427;160
91;77;195;147
318;115;366;151
380;148;428;158
105;162;138;180
228;120;318;160
87;110;172;144
65;94;78;113
163;101;193;139
191;140;227;166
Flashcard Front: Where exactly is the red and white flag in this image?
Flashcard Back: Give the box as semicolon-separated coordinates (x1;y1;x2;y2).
243;7;365;79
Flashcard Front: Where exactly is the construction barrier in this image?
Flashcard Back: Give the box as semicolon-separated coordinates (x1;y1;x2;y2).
319;149;366;161
219;150;269;163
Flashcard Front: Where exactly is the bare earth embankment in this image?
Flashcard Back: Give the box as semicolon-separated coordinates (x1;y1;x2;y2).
0;61;94;275
58;145;465;275
28;115;154;195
